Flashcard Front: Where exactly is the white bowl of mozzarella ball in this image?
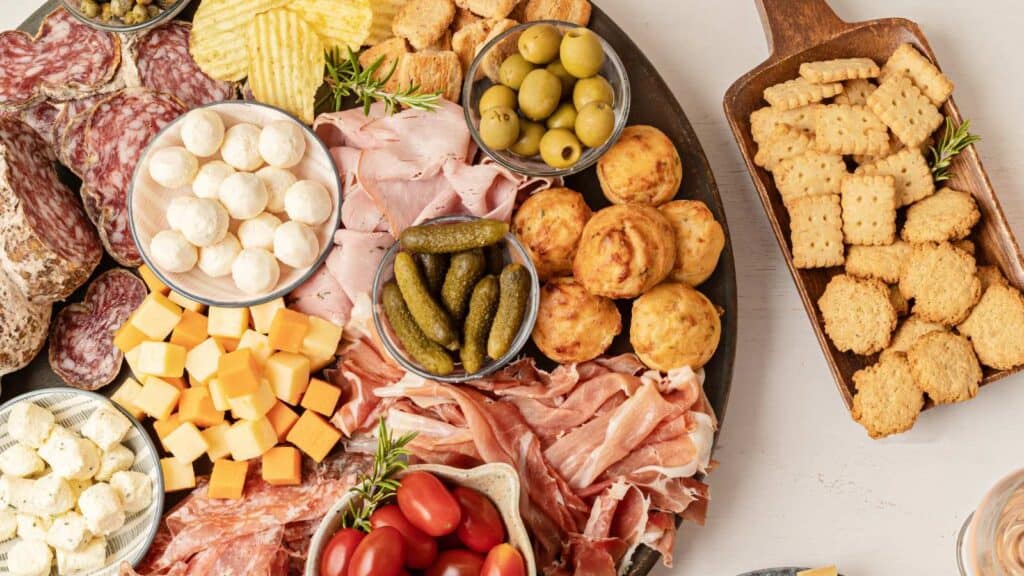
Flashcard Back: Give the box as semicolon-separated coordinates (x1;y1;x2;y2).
131;103;340;306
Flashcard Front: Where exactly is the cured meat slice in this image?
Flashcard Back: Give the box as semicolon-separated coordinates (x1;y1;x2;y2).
81;88;185;265
134;21;236;108
0;118;101;302
48;268;147;390
56;93;107;176
0;269;51;381
16;101;62;151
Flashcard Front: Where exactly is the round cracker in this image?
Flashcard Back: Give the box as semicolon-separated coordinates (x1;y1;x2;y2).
817;274;896;355
901;188;979;243
907;331;981;404
958;284;1024;370
851;352;924;438
899;242;981;325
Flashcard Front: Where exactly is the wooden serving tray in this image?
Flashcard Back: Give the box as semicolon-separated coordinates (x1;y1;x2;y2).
723;0;1024;409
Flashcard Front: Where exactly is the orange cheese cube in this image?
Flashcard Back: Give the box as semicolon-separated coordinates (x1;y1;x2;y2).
138;264;169;295
202;423;232;461
153;413;183;449
136;376;182;420
268;309;310;354
163;422;209;464
185;337;224;385
114;321;148;354
163;376;187;392
301;317;343;372
168;291;205;313
110;377;146;420
136;341;187;378
130;293;182;341
265;352;310;405
250;298;286;334
262;446;301;486
215;337;240;352
225;417;278;461
228;379;276;421
207;378;230;411
301;378;341;417
170;310;209;350
218;349;261;398
286;411;341;463
237;330;272;367
266;401;299;440
208;307;249;340
208;459;248;499
179;387;225;428
161;458;195;492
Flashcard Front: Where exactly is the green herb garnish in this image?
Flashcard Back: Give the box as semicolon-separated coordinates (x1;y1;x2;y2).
929;117;981;183
341;418;417;531
320;48;442;116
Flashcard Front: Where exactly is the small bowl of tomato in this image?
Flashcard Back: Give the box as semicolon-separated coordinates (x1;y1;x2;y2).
307;463;536;576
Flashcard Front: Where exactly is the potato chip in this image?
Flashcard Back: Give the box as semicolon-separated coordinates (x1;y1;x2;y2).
287;0;372;51
247;8;325;124
190;0;290;82
368;0;410;45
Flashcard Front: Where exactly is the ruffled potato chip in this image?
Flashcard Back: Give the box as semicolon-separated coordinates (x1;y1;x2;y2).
190;0;290;82
367;0;410;45
287;0;373;51
247;9;325;124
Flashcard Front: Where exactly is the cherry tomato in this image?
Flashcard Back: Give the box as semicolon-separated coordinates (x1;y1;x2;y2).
425;549;485;576
348;526;406;576
319;528;364;576
452;487;506;553
480;543;525;576
396;471;462;537
371;504;439;569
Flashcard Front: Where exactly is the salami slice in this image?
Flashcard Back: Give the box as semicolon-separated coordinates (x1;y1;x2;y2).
18;100;62;152
135;21;236;108
48;268;147;390
56;93;107;176
0;118;101;303
0;269;51;381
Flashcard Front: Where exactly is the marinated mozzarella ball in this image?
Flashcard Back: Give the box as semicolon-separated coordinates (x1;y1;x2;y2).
78;483;125;536
256;166;296;213
7;539;51;576
110;471;153;513
0;475;35;512
192;160;235;199
232;249;280;295
17;513;50;541
273;221;320;268
38;428;100;480
180;108;226;157
166;195;198;231
219;172;268;219
31;474;74;516
221;123;264;171
8;402;54;449
178;198;230;247
0;444;44;477
81;406;132;451
150;230;198;273
238;212;282;251
57;537;107;575
95;444;134;482
149;146;199;189
284;180;333;225
46;511;89;551
0;507;16;541
258;120;307;168
199;233;241;278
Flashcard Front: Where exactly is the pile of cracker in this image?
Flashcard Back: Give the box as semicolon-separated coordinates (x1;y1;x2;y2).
750;44;1024;438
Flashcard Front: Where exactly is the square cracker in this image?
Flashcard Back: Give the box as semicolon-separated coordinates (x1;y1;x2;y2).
814;104;890;155
774;150;847;207
763;77;843;111
855;147;935;207
834;79;877;106
789;194;845;269
800;58;880;84
524;0;592;25
455;0;518;19
750;104;819;144
359;37;410;92
880;43;954;106
845;240;911;283
867;74;944;148
754;126;815;171
397;50;463;102
841;174;897;246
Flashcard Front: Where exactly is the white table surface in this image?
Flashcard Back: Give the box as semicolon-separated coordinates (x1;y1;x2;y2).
5;1;1024;574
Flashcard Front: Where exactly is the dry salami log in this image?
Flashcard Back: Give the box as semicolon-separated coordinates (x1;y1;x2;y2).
0;118;102;303
48;268;147;390
0;269;51;381
135;21;236;108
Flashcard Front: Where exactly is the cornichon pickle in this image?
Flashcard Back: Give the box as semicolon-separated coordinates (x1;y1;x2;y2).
394;251;459;348
399;219;509;254
461;275;500;373
442;250;486;321
487;264;530;359
416;253;449;296
382;282;454;376
484;244;505;276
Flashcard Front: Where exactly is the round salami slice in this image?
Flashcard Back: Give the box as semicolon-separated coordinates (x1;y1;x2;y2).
49;268;147;390
18;100;62;153
0;269;51;381
0;118;102;303
135;21;236;108
56;94;107;176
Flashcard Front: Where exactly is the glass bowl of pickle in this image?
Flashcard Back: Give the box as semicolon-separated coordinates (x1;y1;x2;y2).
63;0;192;33
463;20;631;178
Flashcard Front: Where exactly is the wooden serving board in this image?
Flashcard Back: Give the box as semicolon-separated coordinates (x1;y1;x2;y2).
7;2;738;574
724;0;1024;410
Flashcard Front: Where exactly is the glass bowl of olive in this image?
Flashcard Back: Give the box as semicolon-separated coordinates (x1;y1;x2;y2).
63;0;192;33
463;20;631;178
371;216;541;384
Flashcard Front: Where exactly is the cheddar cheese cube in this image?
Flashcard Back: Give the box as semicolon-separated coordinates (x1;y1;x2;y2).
208;378;230;412
225;417;278;461
136;376;182;420
137;342;187;378
265;352;310;405
163;422;209;464
138;264;169;295
268;309;310;354
215;337;240;352
286;411;341;463
168;291;205;313
208;306;250;339
202;423;232;461
301;378;341;417
164;376;187;392
266;401;299;440
301;317;343;371
250;298;286;334
124;346;145;379
208;459;248;500
153;413;183;448
228;379;276;421
130;293;182;341
110;377;145;420
179;387;224;428
262;446;301;486
237;330;272;367
218;349;260;397
161;458;195;492
170;310;209;350
113;321;148;354
185;337;225;385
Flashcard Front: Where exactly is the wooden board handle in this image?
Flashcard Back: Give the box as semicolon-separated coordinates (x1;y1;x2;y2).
756;0;849;60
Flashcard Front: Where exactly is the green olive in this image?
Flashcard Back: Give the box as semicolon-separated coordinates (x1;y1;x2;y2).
479;84;517;112
540;129;582;169
560;28;605;78
479;106;521;151
575;102;615;147
517;69;562;121
546;60;577;99
517;24;562;65
510;121;545;157
546;102;577;130
499;54;535;90
573;76;614;110
80;0;100;17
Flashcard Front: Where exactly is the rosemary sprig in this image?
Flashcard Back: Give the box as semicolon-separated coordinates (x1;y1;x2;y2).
929;117;981;183
320;47;442;116
341;418;417;532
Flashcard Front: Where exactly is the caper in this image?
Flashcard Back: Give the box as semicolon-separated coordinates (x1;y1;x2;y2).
575;101;616;147
517;69;562;121
546;60;576;99
560;28;605;78
100;3;112;20
479;106;521;151
518;24;562;65
137;0;152;5
509;120;545;157
539;129;582;169
479;84;517;113
546;102;577;130
131;3;149;21
573;76;614;110
79;0;101;18
148;5;160;16
498;54;535;91
109;0;132;17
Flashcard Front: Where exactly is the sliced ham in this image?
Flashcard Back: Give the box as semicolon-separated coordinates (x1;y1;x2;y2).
328;230;394;303
286;265;352;327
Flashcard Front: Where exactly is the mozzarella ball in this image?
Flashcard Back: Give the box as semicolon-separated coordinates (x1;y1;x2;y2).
31;473;74;516
95;444;134;482
178;198;230;247
7;539;51;576
46;511;89;551
199;233;241;278
180;109;225;157
149;146;199;189
78;483;125;536
0;475;35;512
274;221;320;268
0;444;44;478
256;166;297;213
192;160;235;199
38;428;100;480
110;470;153;513
0;507;15;541
232;249;280;295
150;230;198;273
56;537;107;575
219;172;268;220
166;195;198;231
8;402;54;449
258;120;307;168
16;513;50;541
238;212;282;251
221;123;264;171
81;406;132;451
284;180;333;225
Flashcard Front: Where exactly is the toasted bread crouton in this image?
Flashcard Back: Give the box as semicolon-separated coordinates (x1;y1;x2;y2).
422;28;453;51
524;0;591;26
456;0;519;19
474;18;520;82
452;18;495;72
453;7;482;30
398;50;464;103
359;37;411;92
393;0;456;50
